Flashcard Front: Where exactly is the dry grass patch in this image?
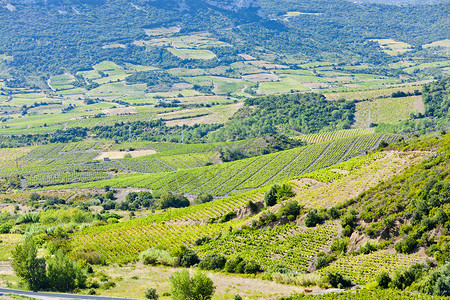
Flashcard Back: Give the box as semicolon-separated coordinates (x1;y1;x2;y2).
89;263;305;299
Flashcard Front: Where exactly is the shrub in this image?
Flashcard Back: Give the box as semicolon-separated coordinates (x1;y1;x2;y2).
225;256;243;273
171;247;199;268
276;184;295;200
330;237;349;255
395;235;418;254
198;253;227;271
264;185;279;207
140;248;177;267
314;252;336;270
376;272;391;289
160;193;190;209
244;261;261;274
391;264;425;290
270;263;293;274
145;288;159;300
326;272;351;288
305;210;323;227
356;241;380;255
278;200;302;219
194;193;213;205
194;236;211;246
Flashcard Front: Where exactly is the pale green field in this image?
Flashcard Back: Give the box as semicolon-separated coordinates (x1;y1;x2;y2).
167;68;206;77
125;63;158;72
77;70;102;80
371;39;413;56
168;48;217;60
215;82;246;94
284;11;323;17
58;87;88;95
94;74;129;85
354;95;424;128
258;75;310;94
93;61;123;71
0;234;22;260
404;60;450;74
324;85;422;101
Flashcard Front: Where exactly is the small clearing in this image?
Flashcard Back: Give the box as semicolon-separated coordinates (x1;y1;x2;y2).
238;54;256;60
94;149;157;160
423;39;450;50
144;26;181;37
371;39;413;56
102;43;126;49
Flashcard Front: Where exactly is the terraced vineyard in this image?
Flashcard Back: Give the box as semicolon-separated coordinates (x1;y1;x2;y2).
195;222;339;272
72;220;227;263
297;128;375;144
318;250;423;284
25;171;111;187
60;134;401;196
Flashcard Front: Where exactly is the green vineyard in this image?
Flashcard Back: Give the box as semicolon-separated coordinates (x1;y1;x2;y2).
195;222;339;272
297;128;376;144
319;250;423;284
58;134;401;196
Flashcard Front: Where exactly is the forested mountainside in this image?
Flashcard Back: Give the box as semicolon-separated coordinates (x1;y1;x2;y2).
0;0;448;83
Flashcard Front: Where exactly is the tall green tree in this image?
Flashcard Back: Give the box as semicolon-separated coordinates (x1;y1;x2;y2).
47;249;87;292
11;237;47;291
170;270;215;300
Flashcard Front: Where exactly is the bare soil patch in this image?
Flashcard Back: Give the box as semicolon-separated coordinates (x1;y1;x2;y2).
94;149;156;160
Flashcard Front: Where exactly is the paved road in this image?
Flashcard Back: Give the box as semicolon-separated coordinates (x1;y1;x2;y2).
0;288;141;300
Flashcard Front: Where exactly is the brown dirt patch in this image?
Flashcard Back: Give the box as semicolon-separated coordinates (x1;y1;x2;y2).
94;149;157;160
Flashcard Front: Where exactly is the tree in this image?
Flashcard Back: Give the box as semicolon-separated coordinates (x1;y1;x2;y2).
12;237;47;291
420;262;450;296
47;249;87;292
264;185;279;207
170;270;215;300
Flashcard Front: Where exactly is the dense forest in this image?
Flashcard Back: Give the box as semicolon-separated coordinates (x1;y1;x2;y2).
0;0;448;87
